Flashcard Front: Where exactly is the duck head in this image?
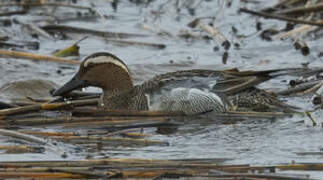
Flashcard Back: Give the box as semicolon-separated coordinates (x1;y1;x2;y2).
52;52;133;96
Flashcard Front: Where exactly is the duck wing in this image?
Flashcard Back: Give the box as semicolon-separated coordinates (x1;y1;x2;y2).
139;68;298;95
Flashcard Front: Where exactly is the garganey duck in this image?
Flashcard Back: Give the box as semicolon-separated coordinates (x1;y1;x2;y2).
52;52;297;114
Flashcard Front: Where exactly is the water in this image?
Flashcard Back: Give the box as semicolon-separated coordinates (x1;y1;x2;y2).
1;0;323;178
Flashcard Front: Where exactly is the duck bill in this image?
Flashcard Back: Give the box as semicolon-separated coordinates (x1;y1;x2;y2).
52;75;86;96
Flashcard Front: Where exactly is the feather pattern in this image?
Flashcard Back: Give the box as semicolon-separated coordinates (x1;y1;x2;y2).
155;88;227;115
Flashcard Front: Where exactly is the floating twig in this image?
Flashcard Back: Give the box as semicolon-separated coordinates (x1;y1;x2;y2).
276;2;323;15
13;18;54;40
188;19;230;50
52;135;169;146
0;129;48;145
0;2;96;12
0;145;44;154
42;25;148;38
106;39;166;49
0;10;26;17
277;80;322;96
239;8;323;27
0;98;98;116
71;108;184;117
275;24;319;40
0;49;80;65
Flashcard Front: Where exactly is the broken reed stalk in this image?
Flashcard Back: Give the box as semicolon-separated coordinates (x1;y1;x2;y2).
0;172;82;179
0;167;92;172
61;119;171;128
188;19;230;50
71;108;184;117
272;0;302;8
20;131;75;137
106;39;166;49
295;81;323;96
0;159;249;171
42;25;147;38
204;173;310;180
0;3;94;11
277;164;323;171
277;80;322;96
0;170;197;179
0;145;43;154
52;136;169;146
276;2;323;15
5;157;318;178
22;130;150;138
0;99;98;116
224;111;293;118
0;49;80;65
0;169;310;179
13;18;54;40
275;23;318;40
0;158;206;167
2;116;166;127
0;10;26;17
3;159;314;178
0;129;47;145
239;8;323;27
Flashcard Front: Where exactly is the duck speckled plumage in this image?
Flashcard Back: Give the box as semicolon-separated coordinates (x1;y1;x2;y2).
53;52;296;114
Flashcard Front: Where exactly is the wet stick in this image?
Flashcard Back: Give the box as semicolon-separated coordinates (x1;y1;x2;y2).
0;129;48;145
61;118;170;128
0;145;43;154
0;172;82;179
20;131;75;137
277;80;322;96
276;2;323;15
294;80;323;96
1;116;166;126
203;173;310;180
239;8;323;27
71;108;184;117
106;39;166;49
0;10;26;17
52;136;169;146
0;2;96;11
275;23;319;40
188;19;230;51
0;158;237;169
0;167;92;172
0;158;180;167
42;25;148;38
13;18;54;40
277;163;323;171
0;98;98;116
0;49;80;65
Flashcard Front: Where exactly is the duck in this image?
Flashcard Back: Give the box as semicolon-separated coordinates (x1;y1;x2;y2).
52;52;297;115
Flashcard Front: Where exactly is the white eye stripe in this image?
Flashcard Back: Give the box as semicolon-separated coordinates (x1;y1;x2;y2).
83;55;129;74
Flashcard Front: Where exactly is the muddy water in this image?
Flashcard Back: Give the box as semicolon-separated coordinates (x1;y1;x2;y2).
1;0;323;178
